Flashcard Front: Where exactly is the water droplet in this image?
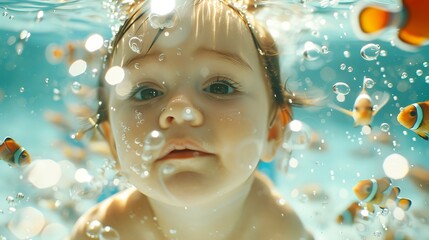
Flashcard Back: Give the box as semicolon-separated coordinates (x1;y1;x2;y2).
282;120;312;150
401;72;408;79
423;62;428;68
71;81;81;93
19;87;25;93
129;36;143;54
380;123;390;132
379;50;387;57
416;69;423;76
360;43;380;61
141;130;165;162
86;220;103;238
347;66;353;72
158;53;165;61
425;76;429;83
303;41;321;61
176;48;182;56
332;82;350;95
16;192;24;200
99;226;120;240
364;77;375;89
340;63;346;70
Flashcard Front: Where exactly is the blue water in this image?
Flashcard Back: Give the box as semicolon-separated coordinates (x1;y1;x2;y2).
1;0;429;239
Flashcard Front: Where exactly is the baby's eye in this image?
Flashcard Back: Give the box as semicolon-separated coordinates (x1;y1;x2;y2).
203;78;239;95
132;87;164;101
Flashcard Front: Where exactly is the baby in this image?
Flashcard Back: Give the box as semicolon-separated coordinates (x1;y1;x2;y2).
70;0;312;239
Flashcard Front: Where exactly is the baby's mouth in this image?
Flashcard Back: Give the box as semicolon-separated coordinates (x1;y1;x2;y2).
159;149;211;160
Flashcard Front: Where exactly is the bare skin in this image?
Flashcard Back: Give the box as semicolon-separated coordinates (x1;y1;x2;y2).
70;172;311;240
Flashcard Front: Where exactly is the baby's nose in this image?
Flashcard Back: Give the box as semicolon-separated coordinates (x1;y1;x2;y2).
159;96;203;128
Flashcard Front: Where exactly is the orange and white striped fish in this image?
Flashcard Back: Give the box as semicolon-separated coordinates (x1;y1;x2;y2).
330;77;389;128
0;137;31;167
336;201;366;225
354;0;429;49
353;177;412;212
397;101;429;140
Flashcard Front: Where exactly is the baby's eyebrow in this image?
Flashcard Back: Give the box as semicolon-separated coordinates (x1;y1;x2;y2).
194;48;253;71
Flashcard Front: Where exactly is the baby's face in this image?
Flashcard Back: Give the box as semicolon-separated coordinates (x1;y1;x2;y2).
106;0;273;205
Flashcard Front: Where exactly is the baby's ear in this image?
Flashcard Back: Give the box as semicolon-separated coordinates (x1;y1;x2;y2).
261;108;291;162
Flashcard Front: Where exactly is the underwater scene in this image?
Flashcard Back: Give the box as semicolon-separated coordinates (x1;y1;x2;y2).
1;0;429;239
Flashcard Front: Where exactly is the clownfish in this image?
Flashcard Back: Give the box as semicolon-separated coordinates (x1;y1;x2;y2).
384;229;412;240
355;0;429;48
353;177;412;212
330;78;390;128
336;201;367;225
0;137;31;167
397;101;429;140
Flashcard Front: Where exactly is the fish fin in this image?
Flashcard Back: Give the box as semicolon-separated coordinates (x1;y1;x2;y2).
417;133;429;140
397;198;412;211
359;6;391;34
372;91;390;117
398;29;426;46
329;103;353;117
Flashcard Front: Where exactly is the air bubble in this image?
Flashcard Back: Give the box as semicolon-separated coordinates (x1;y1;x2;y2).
380;123;390;132
129;36;143;54
282;120;312;150
148;13;178;30
71;81;82;93
159;53;165;61
364;77;375;89
303;41;321;61
141;130;165;162
362;125;371;135
347;66;353;72
70;177;103;200
182;107;196;121
35;10;44;22
336;93;345;102
343;51;350;58
425;76;429;83
86;220;103;238
176;48;182;56
360;43;380;61
332;82;350;95
401;72;408;79
340;63;346;70
416;69;423;76
19;87;24;93
99;226;120;240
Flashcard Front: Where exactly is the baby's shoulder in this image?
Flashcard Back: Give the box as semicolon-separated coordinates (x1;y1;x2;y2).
69;188;159;240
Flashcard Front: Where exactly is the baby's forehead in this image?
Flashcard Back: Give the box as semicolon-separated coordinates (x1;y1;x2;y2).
111;1;257;66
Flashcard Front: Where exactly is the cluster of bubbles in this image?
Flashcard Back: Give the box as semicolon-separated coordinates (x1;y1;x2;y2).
277;120;312;174
86;220;120;240
130;130;165;179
